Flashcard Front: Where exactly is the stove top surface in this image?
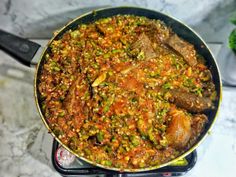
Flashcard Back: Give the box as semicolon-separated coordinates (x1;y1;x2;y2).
52;140;197;177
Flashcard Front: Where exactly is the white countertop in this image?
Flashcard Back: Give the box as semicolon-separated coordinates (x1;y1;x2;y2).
0;39;236;177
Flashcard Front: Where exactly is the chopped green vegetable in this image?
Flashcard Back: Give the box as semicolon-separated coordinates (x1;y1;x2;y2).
83;91;90;100
104;145;112;153
111;136;116;142
104;160;112;166
99;82;110;86
130;135;140;147
158;108;168;117
137;50;145;60
103;94;114;113
54;129;63;136
160;137;168;147
131;97;138;104
103;104;111;113
183;78;194;88
137;118;147;136
84;148;91;155
91;63;99;69
148;129;158;145
96;50;103;56
70;30;80;38
162;82;171;89
104;53;110;59
193;87;203;96
58;111;65;117
112;49;121;53
53;66;61;72
149;72;160;78
210;91;217;100
49;61;61;72
96;132;104;143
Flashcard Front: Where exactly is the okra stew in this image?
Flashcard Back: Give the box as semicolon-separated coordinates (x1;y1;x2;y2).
38;15;217;169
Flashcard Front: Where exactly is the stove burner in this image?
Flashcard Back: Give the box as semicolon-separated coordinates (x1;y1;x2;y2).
52;140;197;177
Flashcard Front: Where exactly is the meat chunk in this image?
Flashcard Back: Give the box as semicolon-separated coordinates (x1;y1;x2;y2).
166;34;197;66
64;75;86;114
131;33;157;60
191;114;208;138
144;21;170;43
63;74;91;129
202;81;215;97
169;89;212;113
166;109;191;149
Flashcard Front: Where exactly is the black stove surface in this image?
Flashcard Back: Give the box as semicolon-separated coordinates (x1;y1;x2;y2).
52;140;197;177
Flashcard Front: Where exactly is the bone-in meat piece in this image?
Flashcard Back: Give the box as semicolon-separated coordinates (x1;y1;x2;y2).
166;34;197;66
131;33;157;60
166;109;192;149
169;89;212;113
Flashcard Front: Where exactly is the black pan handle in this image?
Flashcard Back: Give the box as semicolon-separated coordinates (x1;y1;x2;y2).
0;29;41;67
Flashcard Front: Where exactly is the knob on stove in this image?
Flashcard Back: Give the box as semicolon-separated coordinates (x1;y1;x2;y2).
56;145;76;167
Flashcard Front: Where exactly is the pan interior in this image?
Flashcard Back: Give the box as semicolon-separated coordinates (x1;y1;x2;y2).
35;7;221;172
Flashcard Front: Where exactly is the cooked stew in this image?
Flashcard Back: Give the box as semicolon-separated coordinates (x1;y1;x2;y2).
38;15;216;169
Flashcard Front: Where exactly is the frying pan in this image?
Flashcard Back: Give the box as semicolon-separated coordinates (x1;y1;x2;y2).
0;6;222;172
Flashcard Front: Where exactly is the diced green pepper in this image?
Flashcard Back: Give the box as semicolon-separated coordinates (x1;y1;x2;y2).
103;104;110;113
70;30;80;38
58;111;65;117
160;137;168;147
131;97;138;104
149;72;160;78
103;94;114;113
104;160;112;166
84;148;91;155
148;128;158;145
162;82;171;89
91;63;99;69
112;49;121;54
130;135;140;147
104;53;110;59
137;51;145;60
96;131;104;143
111;136;116;142
53;66;61;72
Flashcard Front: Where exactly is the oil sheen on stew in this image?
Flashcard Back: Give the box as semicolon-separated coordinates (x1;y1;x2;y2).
38;15;217;169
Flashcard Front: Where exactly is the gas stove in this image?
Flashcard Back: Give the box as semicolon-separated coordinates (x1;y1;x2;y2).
52;139;197;177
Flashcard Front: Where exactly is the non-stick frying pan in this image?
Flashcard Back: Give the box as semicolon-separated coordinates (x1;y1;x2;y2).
0;7;222;172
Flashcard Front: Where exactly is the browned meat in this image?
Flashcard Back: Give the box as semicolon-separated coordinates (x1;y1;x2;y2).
191;114;208;137
144;21;170;43
166;34;197;66
63;74;91;130
203;82;215;97
131;33;157;60
200;70;215;97
169;89;212;113
166;110;191;149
